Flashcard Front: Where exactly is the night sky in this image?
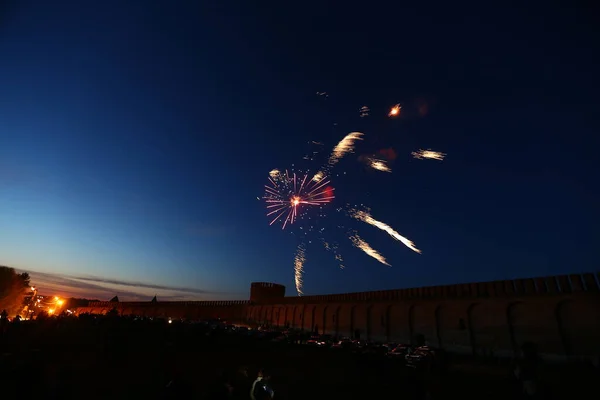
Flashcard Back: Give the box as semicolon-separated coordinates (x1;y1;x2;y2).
1;2;598;300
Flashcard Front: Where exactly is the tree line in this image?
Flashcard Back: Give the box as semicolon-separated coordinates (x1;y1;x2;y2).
0;265;31;317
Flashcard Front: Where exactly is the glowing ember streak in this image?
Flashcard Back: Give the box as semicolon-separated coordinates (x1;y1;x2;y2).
269;169;281;179
294;244;305;295
312;171;324;182
411;149;446;161
368;158;391;172
352;210;422;254
350;234;390;266
359;105;370;118
328;132;364;166
264;170;335;229
322;238;344;269
388;104;401;117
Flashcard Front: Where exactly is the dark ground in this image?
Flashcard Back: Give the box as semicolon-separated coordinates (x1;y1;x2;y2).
0;317;597;399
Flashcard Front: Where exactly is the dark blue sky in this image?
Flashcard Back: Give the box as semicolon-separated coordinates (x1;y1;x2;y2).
1;1;598;300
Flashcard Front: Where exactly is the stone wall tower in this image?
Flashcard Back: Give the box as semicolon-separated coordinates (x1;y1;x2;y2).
249;282;285;304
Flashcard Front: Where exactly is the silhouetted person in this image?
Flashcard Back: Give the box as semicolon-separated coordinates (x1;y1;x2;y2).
251;369;274;400
514;342;541;398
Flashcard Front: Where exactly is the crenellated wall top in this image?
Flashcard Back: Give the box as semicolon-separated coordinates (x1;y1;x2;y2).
275;272;600;305
84;272;598;309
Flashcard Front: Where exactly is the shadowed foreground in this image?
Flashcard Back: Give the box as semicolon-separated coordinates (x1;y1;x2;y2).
0;316;596;399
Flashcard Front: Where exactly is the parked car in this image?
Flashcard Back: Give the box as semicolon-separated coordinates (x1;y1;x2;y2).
362;343;389;356
387;344;413;359
331;338;354;351
405;345;441;370
315;334;334;347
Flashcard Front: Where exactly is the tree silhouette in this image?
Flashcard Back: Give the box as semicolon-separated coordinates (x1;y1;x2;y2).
0;266;31;317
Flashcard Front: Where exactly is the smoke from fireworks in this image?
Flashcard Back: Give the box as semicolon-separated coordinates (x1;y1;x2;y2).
412;149;446;161
350;234;390;266
294;244;306;295
351;209;422;254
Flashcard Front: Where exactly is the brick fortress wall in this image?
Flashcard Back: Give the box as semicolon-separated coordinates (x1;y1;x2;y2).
76;273;600;360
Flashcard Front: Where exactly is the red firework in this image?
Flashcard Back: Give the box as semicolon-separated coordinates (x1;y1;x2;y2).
264;170;334;229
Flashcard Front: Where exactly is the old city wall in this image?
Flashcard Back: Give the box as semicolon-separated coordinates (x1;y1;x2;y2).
75;273;600;360
247;273;600;360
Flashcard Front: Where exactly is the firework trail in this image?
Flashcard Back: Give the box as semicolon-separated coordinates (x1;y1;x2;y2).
359;105;370;118
388;104;401;117
367;157;392;173
351;209;421;254
264;170;335;229
412;149;446;161
262;100;445;293
269;169;281;179
294;244;306;295
350;234;390;266
328;131;364;167
312;171;324;183
321;237;344;269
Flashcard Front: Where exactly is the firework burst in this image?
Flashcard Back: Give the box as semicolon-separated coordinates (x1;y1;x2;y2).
263;100;445;295
264;170;335;229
